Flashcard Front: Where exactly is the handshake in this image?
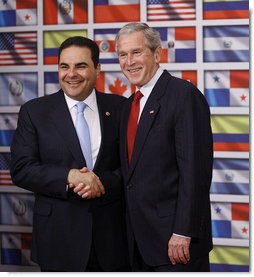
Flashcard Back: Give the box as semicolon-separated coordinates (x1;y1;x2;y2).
68;167;105;199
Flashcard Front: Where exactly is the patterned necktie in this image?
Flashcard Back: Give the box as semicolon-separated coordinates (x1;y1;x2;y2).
127;91;143;164
76;102;93;170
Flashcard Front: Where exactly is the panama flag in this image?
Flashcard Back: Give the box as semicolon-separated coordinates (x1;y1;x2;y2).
96;71;135;98
0;0;37;27
156;27;196;63
0;73;38;106
0;114;18;146
1;233;36;266
169;70;197;86
94;29;119;64
44;30;87;65
203;0;249;20
210;158;249;195
205;70;249;107
147;0;196;21
0;153;12;186
44;72;60;95
210;246;249;272
94;0;140;23
0;194;34;226
204;25;249;62
211;202;249;240
43;0;88;25
211;115;249;152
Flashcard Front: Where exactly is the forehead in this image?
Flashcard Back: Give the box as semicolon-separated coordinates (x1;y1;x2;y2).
59;46;91;61
118;31;146;51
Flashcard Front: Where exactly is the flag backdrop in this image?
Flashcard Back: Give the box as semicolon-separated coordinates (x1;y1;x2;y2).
0;73;38;106
0;32;37;66
0;0;37;27
94;0;140;23
203;0;249;20
0;0;249;272
211;115;249;152
205;70;249;107
210;158;249;196
43;0;88;25
0;153;12;186
44;30;87;64
203;25;249;62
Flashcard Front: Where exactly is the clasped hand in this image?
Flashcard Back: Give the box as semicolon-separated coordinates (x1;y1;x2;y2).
68;167;105;199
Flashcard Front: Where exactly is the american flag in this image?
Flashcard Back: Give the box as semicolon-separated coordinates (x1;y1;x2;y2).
147;0;196;21
0;153;12;186
0;32;37;66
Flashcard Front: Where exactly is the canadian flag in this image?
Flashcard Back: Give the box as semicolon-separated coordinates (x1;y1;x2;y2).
96;72;135;98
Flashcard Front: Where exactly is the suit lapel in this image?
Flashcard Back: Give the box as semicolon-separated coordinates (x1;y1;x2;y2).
126;70;170;182
93;92;104;170
121;95;134;174
48;90;85;165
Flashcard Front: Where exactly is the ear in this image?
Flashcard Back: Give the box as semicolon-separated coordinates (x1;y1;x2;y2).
154;46;162;63
96;63;101;79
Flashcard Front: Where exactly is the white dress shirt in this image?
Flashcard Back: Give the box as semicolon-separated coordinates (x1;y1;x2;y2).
137;66;164;121
64;90;101;168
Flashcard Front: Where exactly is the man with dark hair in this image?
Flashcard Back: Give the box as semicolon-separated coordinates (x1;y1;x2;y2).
10;36;129;272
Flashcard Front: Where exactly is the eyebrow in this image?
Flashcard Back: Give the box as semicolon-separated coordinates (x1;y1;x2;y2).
59;62;88;66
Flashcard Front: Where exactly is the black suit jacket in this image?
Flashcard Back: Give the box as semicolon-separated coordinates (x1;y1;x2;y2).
120;70;213;266
10;90;129;271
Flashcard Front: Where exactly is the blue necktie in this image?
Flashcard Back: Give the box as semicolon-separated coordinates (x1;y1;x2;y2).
75;102;93;170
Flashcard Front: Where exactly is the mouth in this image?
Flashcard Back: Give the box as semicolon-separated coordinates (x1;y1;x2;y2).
66;80;82;87
127;67;142;74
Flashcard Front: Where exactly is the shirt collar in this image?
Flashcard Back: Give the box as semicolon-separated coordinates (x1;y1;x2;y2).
136;67;164;98
64;89;97;112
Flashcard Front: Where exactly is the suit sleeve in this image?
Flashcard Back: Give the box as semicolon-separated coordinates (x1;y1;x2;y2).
173;84;213;238
10;104;70;199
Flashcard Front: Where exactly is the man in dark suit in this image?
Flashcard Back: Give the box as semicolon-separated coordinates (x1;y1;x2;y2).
115;22;213;272
10;36;129;272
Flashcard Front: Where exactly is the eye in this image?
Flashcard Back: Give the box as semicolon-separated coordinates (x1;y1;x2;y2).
119;53;127;59
134;50;142;56
77;65;86;69
59;64;68;69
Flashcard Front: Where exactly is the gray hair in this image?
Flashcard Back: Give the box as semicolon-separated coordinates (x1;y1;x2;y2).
115;22;162;53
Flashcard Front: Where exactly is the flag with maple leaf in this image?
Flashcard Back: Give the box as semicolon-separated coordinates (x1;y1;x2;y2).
96;71;135;98
211;202;249;239
0;0;37;26
205;70;249;107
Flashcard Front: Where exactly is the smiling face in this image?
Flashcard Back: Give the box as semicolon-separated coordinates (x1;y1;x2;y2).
117;31;161;88
58;45;100;101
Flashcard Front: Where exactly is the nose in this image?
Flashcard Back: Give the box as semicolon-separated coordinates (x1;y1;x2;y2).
68;67;77;77
126;53;135;66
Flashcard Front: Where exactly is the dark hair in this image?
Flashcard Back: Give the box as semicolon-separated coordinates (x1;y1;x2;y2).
58;36;100;67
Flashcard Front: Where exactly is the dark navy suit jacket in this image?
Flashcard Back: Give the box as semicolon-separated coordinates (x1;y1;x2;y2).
120;70;213;266
11;90;129;271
